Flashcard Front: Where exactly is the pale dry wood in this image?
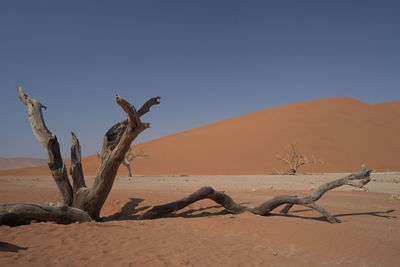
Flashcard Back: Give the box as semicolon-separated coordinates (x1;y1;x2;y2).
121;148;147;177
140;166;371;223
137;96;161;117
17;87;73;205
70;132;86;192
14;87;160;222
87;95;159;219
0;203;92;226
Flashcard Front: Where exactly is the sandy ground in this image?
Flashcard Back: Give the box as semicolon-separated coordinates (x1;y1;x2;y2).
1;173;400;266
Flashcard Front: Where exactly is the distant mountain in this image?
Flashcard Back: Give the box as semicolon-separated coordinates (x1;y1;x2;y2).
1;97;400;175
0;157;47;171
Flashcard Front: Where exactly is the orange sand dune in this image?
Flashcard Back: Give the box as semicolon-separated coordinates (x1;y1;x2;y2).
0;158;47;171
1;97;399;176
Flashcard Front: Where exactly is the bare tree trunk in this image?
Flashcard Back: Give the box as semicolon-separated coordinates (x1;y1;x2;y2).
15;87;160;220
122;161;132;177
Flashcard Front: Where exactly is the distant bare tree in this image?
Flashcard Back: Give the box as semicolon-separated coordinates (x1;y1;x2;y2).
97;147;147;177
276;143;323;175
122;147;147;177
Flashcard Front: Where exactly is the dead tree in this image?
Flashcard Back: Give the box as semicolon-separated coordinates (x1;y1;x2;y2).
0;87;160;225
96;147;146;177
122;147;147;177
0;87;372;226
276;143;322;175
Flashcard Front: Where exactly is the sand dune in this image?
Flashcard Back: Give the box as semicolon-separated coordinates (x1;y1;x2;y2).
0;157;47;171
130;97;400;174
1;97;399;176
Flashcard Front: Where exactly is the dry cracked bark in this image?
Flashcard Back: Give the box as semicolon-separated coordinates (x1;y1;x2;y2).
0;87;372;226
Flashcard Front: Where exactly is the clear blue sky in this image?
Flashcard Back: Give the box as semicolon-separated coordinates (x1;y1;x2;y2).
1;0;399;158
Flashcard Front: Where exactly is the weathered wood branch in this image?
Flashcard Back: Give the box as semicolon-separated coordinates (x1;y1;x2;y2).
17;87;73;205
16;86;50;146
139;186;247;220
122;160;132;177
305;202;339;223
16;87;160;221
137;96;161;117
139;166;371;223
89;95;160;219
0;203;92;226
70;132;86;192
121;148;147;177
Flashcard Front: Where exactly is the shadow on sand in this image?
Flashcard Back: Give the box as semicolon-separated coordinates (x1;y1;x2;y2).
0;242;28;252
104;198;397;223
102;198;149;221
269;209;396;222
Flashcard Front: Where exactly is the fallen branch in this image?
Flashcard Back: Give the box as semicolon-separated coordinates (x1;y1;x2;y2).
0;203;92;226
0;166;371;226
140;166;371;223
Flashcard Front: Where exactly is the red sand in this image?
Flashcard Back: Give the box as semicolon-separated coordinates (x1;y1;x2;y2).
2;97;399;266
0;158;47;171
2;97;399;176
1;174;400;266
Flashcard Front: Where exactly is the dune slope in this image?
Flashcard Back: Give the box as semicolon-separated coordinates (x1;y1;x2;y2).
2;97;399;175
0;158;47;171
129;97;400;174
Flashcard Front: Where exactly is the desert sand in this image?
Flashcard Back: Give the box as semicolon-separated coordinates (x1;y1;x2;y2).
1;97;400;266
1;97;399;177
0;158;47;171
1;172;400;266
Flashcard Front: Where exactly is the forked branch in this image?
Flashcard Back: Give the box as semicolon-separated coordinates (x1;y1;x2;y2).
138;96;161;117
89;95;160;219
15;86;160;221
